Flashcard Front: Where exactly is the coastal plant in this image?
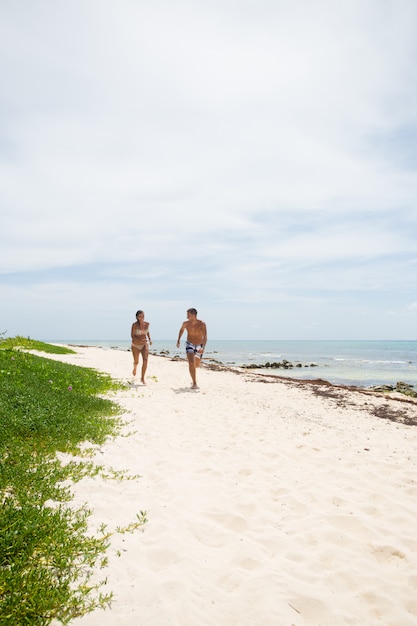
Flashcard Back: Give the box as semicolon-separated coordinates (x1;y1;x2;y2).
0;335;76;354
0;350;121;454
0;340;146;624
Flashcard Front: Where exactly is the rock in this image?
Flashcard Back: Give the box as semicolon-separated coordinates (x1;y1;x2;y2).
367;384;395;392
396;381;414;392
367;382;417;397
396;382;417;397
240;359;316;370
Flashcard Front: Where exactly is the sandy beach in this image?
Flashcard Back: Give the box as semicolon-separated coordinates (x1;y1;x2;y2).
46;345;417;626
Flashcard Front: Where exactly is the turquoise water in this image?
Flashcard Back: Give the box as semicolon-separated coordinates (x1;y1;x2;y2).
52;339;417;389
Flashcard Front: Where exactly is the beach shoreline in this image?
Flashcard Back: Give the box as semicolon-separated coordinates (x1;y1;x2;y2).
57;338;417;390
46;345;417;626
66;341;417;405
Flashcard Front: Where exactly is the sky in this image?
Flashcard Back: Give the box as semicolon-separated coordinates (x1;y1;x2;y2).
1;0;417;341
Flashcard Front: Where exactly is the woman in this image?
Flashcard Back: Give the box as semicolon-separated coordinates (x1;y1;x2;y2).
131;310;152;384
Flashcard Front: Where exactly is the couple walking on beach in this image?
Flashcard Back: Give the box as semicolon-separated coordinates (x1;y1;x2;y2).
131;308;207;389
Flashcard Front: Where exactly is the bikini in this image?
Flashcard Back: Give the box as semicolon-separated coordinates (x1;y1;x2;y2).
132;325;149;351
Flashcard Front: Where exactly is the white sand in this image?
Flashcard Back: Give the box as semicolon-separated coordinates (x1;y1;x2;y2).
47;345;417;626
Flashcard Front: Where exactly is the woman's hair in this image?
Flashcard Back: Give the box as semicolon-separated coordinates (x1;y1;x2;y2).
187;308;197;315
136;310;144;317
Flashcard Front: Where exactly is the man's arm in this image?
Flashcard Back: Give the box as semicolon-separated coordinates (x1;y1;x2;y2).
176;322;187;347
201;323;207;348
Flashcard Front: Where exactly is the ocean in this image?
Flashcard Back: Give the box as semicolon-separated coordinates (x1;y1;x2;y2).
52;339;417;389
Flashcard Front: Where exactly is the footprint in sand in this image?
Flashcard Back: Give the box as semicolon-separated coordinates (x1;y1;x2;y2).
371;544;406;563
206;512;249;533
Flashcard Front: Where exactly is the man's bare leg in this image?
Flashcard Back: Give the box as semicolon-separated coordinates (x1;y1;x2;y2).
187;353;198;388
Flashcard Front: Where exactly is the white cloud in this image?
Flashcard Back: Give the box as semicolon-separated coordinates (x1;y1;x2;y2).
1;0;417;338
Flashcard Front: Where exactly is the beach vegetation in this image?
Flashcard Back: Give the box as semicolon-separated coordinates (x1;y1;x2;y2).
0;334;76;355
0;339;146;624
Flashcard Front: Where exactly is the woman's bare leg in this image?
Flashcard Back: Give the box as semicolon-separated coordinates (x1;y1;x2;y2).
141;355;148;384
140;345;149;384
132;347;139;376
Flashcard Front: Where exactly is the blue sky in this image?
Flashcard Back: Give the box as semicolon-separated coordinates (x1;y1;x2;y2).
1;0;417;340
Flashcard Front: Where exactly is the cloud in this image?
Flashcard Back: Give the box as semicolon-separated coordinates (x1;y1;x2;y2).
1;0;417;338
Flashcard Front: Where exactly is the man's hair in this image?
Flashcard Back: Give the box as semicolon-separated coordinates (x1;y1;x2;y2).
187;308;197;315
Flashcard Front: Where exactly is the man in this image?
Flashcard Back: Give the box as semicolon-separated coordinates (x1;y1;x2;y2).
176;308;207;389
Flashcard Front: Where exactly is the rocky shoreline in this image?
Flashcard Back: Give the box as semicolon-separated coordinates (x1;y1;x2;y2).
153;350;417;398
240;358;319;370
366;381;417;398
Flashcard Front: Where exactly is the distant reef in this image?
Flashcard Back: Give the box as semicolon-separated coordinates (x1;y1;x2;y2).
240;359;319;370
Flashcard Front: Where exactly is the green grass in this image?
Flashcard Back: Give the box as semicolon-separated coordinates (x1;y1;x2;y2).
0;337;146;625
0;335;76;355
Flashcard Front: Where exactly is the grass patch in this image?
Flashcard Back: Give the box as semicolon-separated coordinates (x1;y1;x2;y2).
0;339;145;624
0;335;76;355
